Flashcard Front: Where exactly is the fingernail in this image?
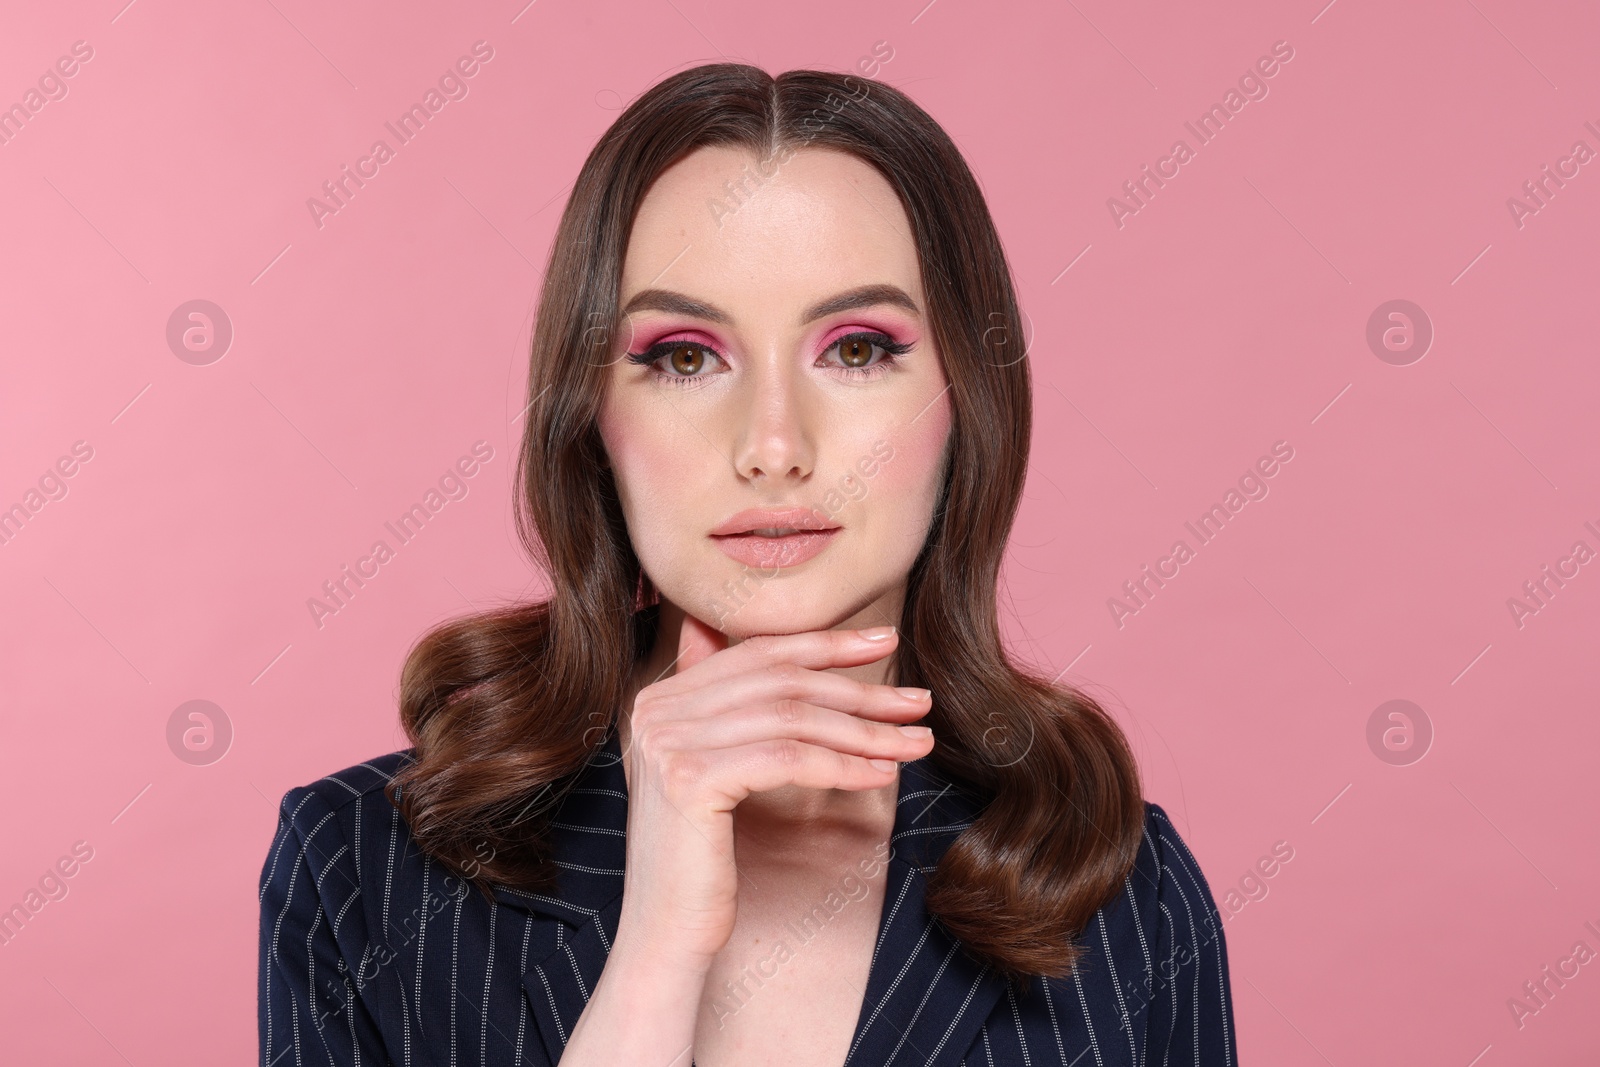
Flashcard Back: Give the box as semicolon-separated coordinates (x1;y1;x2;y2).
868;758;897;771
859;626;895;641
898;725;932;738
895;687;930;701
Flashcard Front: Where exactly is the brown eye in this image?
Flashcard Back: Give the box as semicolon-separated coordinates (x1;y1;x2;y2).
668;343;705;375
838;337;874;368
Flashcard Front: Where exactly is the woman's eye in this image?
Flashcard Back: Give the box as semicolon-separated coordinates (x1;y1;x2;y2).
627;341;722;380
662;342;711;375
834;336;880;368
823;332;911;372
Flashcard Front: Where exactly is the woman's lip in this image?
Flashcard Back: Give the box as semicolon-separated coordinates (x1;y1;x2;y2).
710;506;838;536
709;529;840;568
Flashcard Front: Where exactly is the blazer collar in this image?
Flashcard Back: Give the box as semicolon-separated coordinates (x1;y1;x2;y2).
499;725;1008;1067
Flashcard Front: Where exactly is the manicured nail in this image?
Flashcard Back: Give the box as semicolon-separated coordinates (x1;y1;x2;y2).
859;626;895;641
898;725;932;738
868;758;897;771
895;687;931;701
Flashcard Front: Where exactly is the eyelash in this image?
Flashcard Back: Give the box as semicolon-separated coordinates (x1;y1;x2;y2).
624;331;913;387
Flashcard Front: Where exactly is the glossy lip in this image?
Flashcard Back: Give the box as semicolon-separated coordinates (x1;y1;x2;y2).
710;528;841;569
709;507;840;537
709;507;842;569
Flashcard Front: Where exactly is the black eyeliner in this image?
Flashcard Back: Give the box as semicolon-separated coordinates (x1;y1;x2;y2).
834;329;913;356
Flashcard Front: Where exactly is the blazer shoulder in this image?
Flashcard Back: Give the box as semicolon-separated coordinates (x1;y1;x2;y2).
1142;801;1201;870
1117;802;1217;900
1136;800;1227;918
259;749;418;911
1128;801;1238;1059
273;749;415;825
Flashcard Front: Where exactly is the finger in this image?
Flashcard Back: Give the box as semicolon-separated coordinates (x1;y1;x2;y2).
699;740;905;807
657;700;934;761
653;663;931;724
658;625;902;689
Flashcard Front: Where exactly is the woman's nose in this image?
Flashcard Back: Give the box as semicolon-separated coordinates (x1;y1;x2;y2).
729;352;815;483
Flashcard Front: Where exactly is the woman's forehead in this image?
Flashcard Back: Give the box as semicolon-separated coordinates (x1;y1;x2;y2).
619;144;924;316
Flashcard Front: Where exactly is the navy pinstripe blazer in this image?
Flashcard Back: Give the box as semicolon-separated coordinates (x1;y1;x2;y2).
259;725;1237;1066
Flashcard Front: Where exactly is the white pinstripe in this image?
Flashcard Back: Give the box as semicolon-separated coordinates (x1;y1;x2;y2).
514;914;533;1066
882;939;962;1064
1098;911;1139;1064
1005;981;1034;1066
930;964;992;1062
1068;964;1105;1067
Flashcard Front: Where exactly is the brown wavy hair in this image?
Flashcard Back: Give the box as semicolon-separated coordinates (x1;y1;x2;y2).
386;61;1144;985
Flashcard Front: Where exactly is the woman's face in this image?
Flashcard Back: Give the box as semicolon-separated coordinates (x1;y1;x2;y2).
596;144;953;639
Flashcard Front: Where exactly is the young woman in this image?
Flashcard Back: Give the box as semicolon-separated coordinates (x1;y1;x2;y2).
259;63;1236;1067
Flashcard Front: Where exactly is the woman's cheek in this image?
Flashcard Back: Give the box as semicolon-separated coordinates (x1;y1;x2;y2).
845;410;949;562
877;394;951;503
614;466;683;569
597;406;672;552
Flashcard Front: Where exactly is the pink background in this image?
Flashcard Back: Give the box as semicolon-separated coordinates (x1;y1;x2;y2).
3;0;1597;1062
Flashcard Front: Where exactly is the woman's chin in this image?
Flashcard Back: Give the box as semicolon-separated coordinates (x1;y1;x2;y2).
708;605;836;640
688;588;844;639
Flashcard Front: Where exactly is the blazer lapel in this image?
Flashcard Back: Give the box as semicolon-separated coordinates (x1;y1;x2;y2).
497;726;1004;1067
840;756;1008;1067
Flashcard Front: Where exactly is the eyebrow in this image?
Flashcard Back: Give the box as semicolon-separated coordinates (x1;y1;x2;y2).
619;283;921;326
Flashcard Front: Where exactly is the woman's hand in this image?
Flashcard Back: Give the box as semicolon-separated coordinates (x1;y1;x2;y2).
613;612;935;971
560;614;933;1064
